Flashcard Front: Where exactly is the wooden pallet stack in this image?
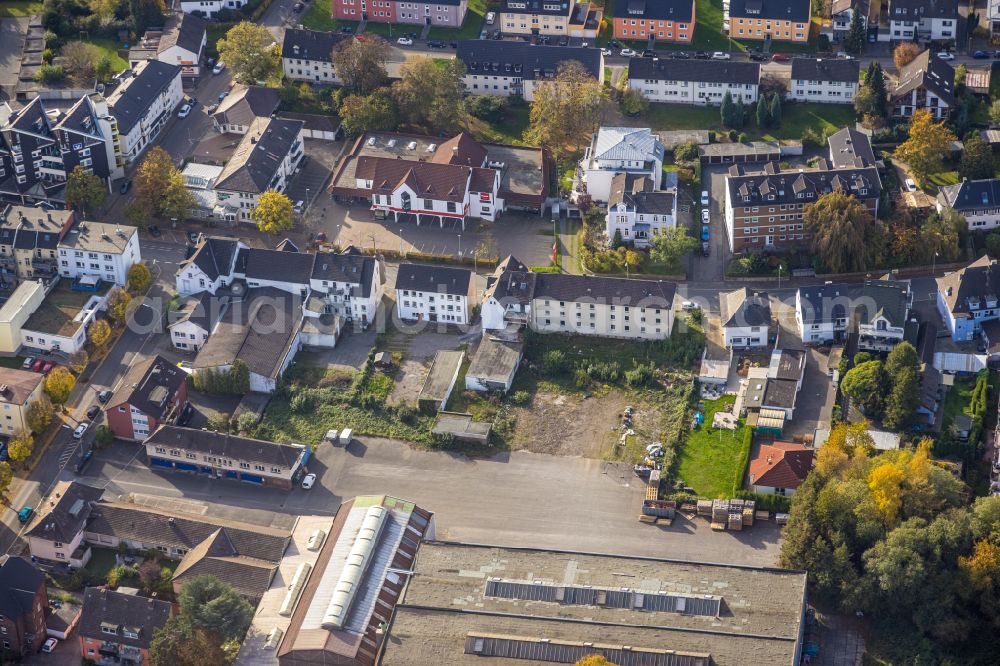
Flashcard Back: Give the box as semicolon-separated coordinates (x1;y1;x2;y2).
646;470;660;501
711;499;729;530
742;499;756;526
727;499;744;531
696;500;713;518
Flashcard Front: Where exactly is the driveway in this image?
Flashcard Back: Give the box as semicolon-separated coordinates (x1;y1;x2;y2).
0;18;27;92
691;164;736;282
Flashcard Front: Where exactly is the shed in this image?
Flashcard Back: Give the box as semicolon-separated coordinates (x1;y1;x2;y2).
699;141;782;165
277;111;342;141
432;411;491;444
465;338;523;393
747;408;785;435
813;427;900;450
418;350;465;413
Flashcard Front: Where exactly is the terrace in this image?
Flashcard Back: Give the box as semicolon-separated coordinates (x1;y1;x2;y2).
24;282;111;337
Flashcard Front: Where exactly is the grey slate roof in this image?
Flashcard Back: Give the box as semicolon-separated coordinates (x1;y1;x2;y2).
628;58;760;85
395;263;473;297
281;28;350;63
892;50;955;106
79;588;172;650
212;84;281;130
53;95;103;137
889;0;958;21
729;0;811;21
502;0;573;16
533;273;676;306
25;480;104;544
169;291;221;332
145;425;305;469
613;0;694;21
185;237;240;281
215;116;304;194
721;288;771;328
827;127;876;169
109;355;186;420
159;12;207;56
0;556;44;622
797;283;850;324
244;247;315;284
859;279;909;326
608;172;675;215
107;60;182;135
456;40;601;81
727;163;880;207
311;250;377;298
790;57;860;83
938;178;1000;212
936;255;1000;316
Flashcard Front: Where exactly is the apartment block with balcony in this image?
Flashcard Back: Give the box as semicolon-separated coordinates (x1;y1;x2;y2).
890;50;955;119
499;0;603;38
57;220;141;287
613;0;695;42
888;0;957;40
726;0;812;42
605;172;677;248
105;355;188;441
281;28;349;85
0;206;75;281
79;588;171;666
796;282;850;343
456;40;603;101
627;58;760;106
857;279;911;352
395;263;476;325
106;60;183;166
789;57;860;104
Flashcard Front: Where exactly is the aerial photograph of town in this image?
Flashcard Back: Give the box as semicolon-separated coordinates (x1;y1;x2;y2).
0;0;997;663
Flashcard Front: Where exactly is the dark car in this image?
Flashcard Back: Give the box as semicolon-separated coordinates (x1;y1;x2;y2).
428;40;447;48
973;50;990;59
340;25;354;33
749;51;768;61
610;39;622;49
642;49;656;57
119;179;132;194
97;389;113;403
694;51;709;59
450;41;458;48
293;1;304;10
701;241;710;257
147;224;161;237
557;36;568;46
492;29;502;39
74;449;93;475
86;405;100;420
177;403;195;427
674;51;690;59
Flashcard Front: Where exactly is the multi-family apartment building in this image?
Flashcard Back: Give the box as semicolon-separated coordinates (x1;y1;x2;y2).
331;0;469;26
180;0;248;17
129;13;208;78
79;588;172;666
281;28;349;85
105;60;183;166
857;279;911;352
724;161;881;253
578;127;665;202
499;0;602;38
210;116;304;222
828;0;869;40
0;206;74;281
395;263;476;325
888;0;958;40
827;126;878;169
890;49;955;119
0;367;45;436
796;282;850;343
456;40;603;102
0;556;48;658
105;355;188;441
936;255;1000;342
612;0;695;42
57;220;140;286
720;287;771;347
789;57;859;104
605;172;677;248
482;257;677;340
726;0;812;42
627;58;760;106
211;85;280;135
937;178;1000;231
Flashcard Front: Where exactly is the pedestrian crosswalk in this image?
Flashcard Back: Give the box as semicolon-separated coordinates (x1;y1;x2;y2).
56;440;79;469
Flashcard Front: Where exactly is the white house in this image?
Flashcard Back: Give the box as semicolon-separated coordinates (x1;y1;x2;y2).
857;279;911;352
936;256;1000;343
795;283;850;343
168;292;218;351
888;0;958;40
456;40;603;102
605;172;677;248
937;178;1000;231
106;60;183;166
180;0;247;18
828;0;868;40
720;287;771;348
626;58;760;106
57;221;140;286
394;263;476;325
20;284;112;355
309;247;384;328
890;50;956;120
130;13;208;78
175;237;246;296
578;127;665;202
789;58;859;104
281;29;347;85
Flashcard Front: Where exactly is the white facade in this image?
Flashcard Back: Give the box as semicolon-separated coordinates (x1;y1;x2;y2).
723;323;767;347
529;298;674;340
604;197;677;249
214;126;305;222
57;227;141;286
396;288;472;325
579;127;665;202
159;41;206;78
858;313;905;352
628;78;758;106
830;6;866;36
893;87;951;119
308;265;384;326
180;0;247;18
109;66;184;165
889;16;956;40
21;291;108;355
789;77;857;104
366;170;501;226
283;56;338;85
169;318;210;351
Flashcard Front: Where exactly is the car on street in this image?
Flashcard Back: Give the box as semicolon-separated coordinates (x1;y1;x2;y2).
771;53;791;62
835;51;852;59
601;47;612;56
147;224;161;237
315;231;327;242
701;241;710;257
620;48;637;57
428;40;447;48
694;51;709;59
213;61;226;74
41;361;54;374
74;449;93;475
188;231;200;244
681;300;698;310
701;209;709;224
340;25;354;33
97;389;113;403
17;506;32;523
218;90;228;101
41;639;58;653
642;49;657;57
119;179;132;194
904;178;917;192
302;473;317;489
973;50;990;59
749;52;769;61
21;356;34;369
31;359;44;372
176;103;192;118
73;422;90;440
936;52;955;60
558;36;568;45
294;200;305;214
396;37;413;45
177;403;194;427
206;103;218;113
711;51;730;60
86;405;100;420
673;51;690;59
293;1;304;10
492;29;502;39
701;190;709;206
486;10;495;23
701;225;710;241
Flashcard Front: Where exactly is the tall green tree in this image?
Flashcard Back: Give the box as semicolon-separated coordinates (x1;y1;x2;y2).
64;165;107;217
755;93;768;128
391;57;467;134
884;365;920;430
884;341;920;379
649;227;699;267
149;616;228;666
844;5;865;55
721;90;735;128
217;22;280;85
332;37;391;95
524;60;606;161
339;89;398;136
134;147;195;221
768;93;781;128
804;191;882;273
841;359;887;418
960;132;994;180
177;575;253;641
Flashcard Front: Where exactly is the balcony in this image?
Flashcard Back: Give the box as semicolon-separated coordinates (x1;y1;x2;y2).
98;642;120;657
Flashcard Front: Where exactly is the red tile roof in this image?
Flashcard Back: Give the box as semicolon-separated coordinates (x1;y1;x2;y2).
431;132;488;167
749;441;813;490
355;156;475;202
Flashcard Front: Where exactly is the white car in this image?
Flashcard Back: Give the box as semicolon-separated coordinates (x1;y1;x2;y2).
486;11;495;23
301;473;317;489
21;356;34;369
701;209;710;223
711;51;730;60
213;61;226;74
601;47;612;56
176;103;192;118
701;190;709;206
904;178;917;192
681;300;699;310
396;37;413;45
293;200;305;214
620;48;637;57
936;52;955;60
835;51;852;59
41;638;58;653
72;422;89;440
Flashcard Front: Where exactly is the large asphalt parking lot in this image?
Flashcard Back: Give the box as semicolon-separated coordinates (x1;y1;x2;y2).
73;436;781;566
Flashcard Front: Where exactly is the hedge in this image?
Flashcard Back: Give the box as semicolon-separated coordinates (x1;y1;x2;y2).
731;427;753;497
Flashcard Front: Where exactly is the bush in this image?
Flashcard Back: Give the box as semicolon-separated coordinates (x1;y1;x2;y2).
583;360;622;383
541;349;569;375
732;428;753;496
574;368;590;389
394;402;417;425
624;363;655;387
235;411;258;433
289;391;315;414
467;95;506;122
986;232;1000;257
34;63;65;83
737;132;748;143
674;141;699;163
510;390;531;406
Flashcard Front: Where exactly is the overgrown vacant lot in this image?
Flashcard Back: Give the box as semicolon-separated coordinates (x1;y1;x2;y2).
675;395;750;499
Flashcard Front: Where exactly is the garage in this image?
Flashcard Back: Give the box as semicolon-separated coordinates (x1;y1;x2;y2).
278;112;342;141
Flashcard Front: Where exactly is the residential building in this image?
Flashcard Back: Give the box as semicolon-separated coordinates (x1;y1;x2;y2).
210;116;305;222
329;130;551;220
828;0;869;41
857;279;911;352
605;172;677;248
0;367;45;436
726;0;812;42
28;480;292;600
0;206;74;281
827;126;877;169
129;13;208;78
19;282;112;355
106;61;183;166
57;220;140;286
379;541;808;666
796;282;850;343
0;282;45;354
627;58;760;106
578;127;665;202
991;0;1000;36
720;287;771;347
937;178;1000;231
465;336;522;393
482;256;677;340
144;425;308;489
888;0;958;40
456;40;603;101
748;441;813;495
395;263;476;325
105;355;188;441
175;236;246;296
211;85;281;135
499;0;602;38
0;556;47;658
789;57;859;104
332;0;468;25
281;28;349;84
612;0;695;42
78;588;172;666
890;50;955;119
49;94;124;184
936;255;1000;342
309;247;384;326
180;0;248;17
744;337;806;421
167;291;219;350
723;161;880;253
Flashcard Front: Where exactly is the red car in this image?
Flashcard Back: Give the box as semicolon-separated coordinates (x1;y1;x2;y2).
41;362;54;374
31;359;44;372
771;53;791;62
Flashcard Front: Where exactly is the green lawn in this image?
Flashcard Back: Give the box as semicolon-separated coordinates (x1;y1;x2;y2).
927;171;960;188
301;0;350;32
642;101;855;141
676;395;749;499
0;0;42;17
469;102;530;145
87;38;130;73
941;376;976;432
428;0;491;40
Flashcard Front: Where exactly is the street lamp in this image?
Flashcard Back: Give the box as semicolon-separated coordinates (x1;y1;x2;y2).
457;233;462;258
933;251;939;276
399;227;403;256
777;264;783;290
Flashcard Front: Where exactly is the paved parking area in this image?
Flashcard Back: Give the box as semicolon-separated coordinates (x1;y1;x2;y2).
694;165;736;281
0;18;27;90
